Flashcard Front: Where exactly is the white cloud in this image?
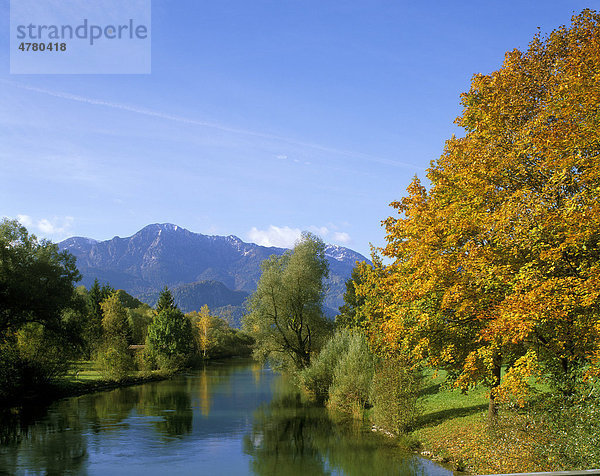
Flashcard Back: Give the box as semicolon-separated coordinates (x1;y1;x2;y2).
248;226;302;248
308;226;329;237
247;225;352;248
15;215;74;240
332;232;351;244
16;214;33;227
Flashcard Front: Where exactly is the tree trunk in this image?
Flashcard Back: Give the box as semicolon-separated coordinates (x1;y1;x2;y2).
488;354;502;423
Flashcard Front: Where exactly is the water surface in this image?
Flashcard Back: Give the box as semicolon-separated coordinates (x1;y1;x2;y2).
0;359;453;475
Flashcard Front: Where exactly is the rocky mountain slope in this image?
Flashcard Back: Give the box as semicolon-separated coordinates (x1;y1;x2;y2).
59;223;369;321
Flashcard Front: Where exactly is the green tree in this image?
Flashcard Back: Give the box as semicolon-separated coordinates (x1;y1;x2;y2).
114;289;144;309
146;307;193;369
100;292;132;343
127;305;154;345
0;219;80;335
85;279;114;353
243;232;331;370
336;266;366;329
155;286;176;313
0;219;81;397
94;292;134;380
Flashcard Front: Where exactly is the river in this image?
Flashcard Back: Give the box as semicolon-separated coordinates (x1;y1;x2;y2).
0;359;454;475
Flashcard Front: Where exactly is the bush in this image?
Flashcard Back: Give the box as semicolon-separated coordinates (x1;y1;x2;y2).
370;355;423;434
134;347;156;374
0;338;22;400
528;394;600;469
327;332;374;418
96;338;134;380
16;323;72;385
155;353;187;372
299;329;353;404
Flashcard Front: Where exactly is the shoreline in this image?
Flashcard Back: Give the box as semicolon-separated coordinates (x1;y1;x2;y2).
2;355;254;410
2;372;172;410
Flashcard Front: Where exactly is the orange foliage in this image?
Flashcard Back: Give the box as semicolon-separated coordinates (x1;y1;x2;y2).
357;10;600;401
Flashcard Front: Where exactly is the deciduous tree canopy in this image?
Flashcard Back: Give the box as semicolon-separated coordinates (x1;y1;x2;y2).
243;232;331;370
357;10;600;410
147;288;193;361
0;219;80;336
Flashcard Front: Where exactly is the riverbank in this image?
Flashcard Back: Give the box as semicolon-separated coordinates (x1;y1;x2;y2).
408;372;600;474
52;371;171;400
2;356;254;409
2;370;172;409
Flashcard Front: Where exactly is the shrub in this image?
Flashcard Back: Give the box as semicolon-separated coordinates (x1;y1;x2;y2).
299;328;353;404
529;394;600;469
16;323;72;385
131;346;154;374
0;338;22;400
370;355;423;434
155;353;187;373
96;337;134;380
327;332;374;418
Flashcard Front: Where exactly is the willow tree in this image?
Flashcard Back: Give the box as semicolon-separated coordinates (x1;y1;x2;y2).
358;10;600;415
243;233;331;370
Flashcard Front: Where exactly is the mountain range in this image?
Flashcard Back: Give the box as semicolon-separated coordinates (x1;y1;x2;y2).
59;224;370;325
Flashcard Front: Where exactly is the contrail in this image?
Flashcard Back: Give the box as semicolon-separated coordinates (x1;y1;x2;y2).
2;79;425;171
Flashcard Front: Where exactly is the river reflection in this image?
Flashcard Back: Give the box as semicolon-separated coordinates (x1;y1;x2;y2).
0;360;453;475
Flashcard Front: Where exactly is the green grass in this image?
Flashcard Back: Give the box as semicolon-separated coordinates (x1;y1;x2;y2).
62;360;104;383
406;370;600;474
54;360;167;395
416;370;489;427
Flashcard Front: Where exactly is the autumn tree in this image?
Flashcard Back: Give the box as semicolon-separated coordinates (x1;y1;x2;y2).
187;306;252;359
243;232;332;370
189;305;213;358
357;9;600;415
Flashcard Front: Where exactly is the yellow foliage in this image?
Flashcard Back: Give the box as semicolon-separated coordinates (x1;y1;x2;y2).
357;9;600;403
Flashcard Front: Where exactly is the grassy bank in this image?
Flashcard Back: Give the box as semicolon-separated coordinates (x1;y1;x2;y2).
408;372;600;474
4;361;171;408
53;361;171;399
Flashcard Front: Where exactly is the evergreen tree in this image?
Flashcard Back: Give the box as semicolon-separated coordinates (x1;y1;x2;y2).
156;286;177;313
85;279;114;352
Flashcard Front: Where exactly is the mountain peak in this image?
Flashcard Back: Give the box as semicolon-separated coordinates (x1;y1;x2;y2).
324;243;364;263
141;223;186;233
58;224;369;315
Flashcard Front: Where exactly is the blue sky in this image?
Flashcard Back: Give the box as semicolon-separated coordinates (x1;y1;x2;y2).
0;1;595;256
